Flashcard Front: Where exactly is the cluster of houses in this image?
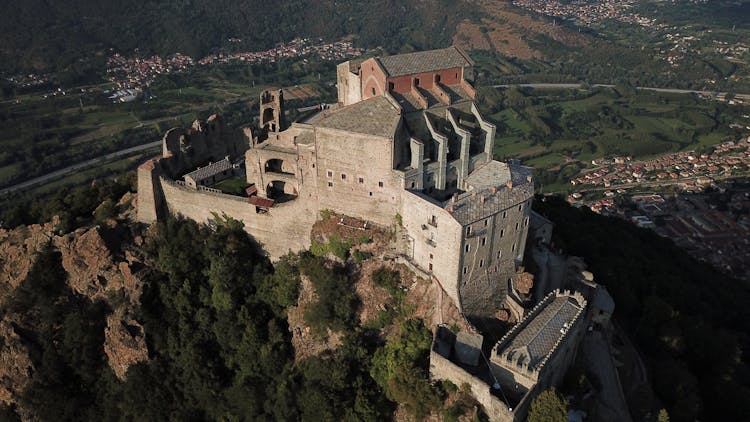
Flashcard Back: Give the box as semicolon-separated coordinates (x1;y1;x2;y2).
197;38;363;66
5;73;50;88
103;38;363;91
512;0;660;27
105;52;195;89
571;137;750;189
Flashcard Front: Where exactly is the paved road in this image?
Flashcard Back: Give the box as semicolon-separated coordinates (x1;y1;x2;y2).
492;83;750;100
0;141;161;196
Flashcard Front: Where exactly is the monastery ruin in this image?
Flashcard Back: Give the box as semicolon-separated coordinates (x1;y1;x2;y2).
137;46;533;319
137;47;615;420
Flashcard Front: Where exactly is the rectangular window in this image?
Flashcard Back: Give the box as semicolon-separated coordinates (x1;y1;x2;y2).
463;266;467;275
479;259;484;268
512;243;516;252
497;251;502;259
484;219;488;227
481;237;486;246
466;226;472;236
429;253;433;260
327;170;333;178
378;181;384;187
500;229;504;237
327;181;333;187
465;244;470;253
515;222;519;230
341;173;346;180
358;177;364;183
503;211;507;218
429;263;433;271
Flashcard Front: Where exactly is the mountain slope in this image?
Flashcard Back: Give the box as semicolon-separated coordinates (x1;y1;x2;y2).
0;0;470;72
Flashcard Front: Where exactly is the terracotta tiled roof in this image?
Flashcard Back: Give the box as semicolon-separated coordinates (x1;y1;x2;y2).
376;46;473;77
249;196;275;208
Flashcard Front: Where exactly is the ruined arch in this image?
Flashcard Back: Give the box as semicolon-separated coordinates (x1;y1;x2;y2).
262;108;275;127
266;180;298;203
264;158;293;175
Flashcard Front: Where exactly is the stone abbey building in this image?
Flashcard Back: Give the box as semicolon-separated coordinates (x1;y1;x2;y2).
137;46;534;318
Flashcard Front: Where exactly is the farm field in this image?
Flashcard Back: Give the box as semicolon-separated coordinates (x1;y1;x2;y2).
0;61;333;191
481;85;750;191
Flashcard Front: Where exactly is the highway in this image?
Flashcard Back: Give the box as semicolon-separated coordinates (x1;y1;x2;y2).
492;83;750;100
0;141;161;196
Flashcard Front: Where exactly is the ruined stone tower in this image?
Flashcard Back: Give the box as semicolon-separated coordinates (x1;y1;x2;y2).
259;89;284;133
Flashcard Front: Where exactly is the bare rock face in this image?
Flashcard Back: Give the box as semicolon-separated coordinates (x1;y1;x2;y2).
53;225;143;303
54;226;116;299
116;192;137;222
0;199;151;412
0;319;33;408
53;226;149;378
104;310;148;380
0;216;58;295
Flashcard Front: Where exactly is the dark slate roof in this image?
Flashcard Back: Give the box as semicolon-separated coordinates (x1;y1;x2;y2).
314;96;401;138
376;46;473;77
503;295;583;369
447;161;534;225
184;158;232;183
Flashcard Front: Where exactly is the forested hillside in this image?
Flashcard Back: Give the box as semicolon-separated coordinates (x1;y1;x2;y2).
0;0;470;72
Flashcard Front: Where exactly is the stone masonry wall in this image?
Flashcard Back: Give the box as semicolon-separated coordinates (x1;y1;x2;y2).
157;177;317;259
314;126;402;226
459;198;532;317
430;350;524;422
401;192;462;307
136;161;161;223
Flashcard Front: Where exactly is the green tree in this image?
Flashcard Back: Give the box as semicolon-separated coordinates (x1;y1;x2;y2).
528;388;568;422
371;319;440;418
658;408;671;422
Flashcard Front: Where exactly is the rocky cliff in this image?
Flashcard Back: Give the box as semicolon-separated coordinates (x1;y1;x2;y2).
0;196;149;417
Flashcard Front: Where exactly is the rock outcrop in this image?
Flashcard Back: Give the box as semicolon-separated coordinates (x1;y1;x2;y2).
0;319;33;409
0;216;58;296
104;309;148;380
53;225;148;380
0;198;150;413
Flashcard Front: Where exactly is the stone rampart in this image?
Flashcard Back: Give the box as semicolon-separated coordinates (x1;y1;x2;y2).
156;176;317;259
430;349;533;422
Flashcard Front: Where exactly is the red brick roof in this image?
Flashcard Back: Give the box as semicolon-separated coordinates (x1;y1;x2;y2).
248;196;275;208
